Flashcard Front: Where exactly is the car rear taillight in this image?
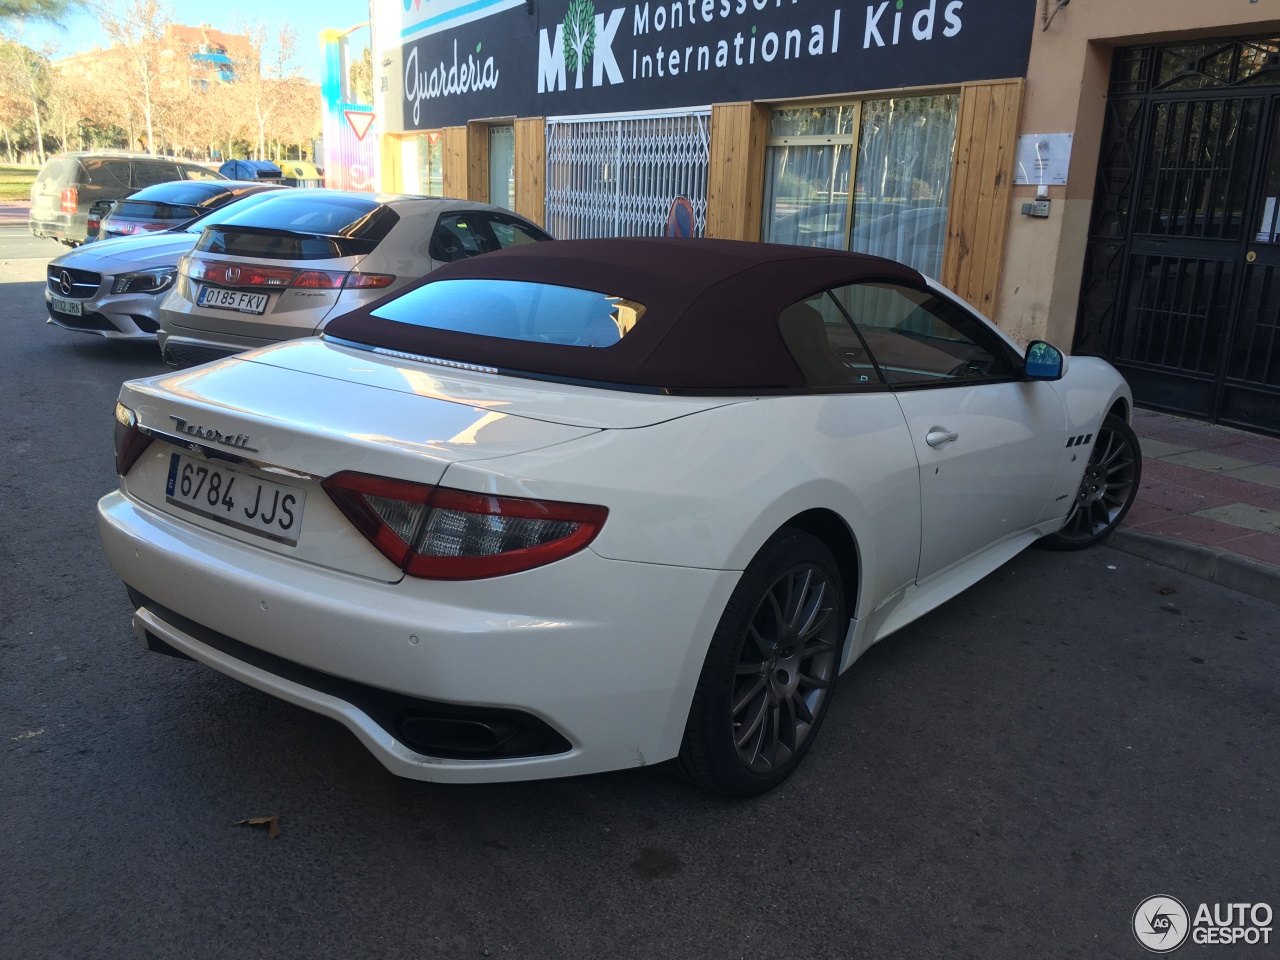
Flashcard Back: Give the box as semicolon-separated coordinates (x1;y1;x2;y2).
60;187;78;214
344;273;396;289
182;258;356;291
321;472;608;580
110;221;169;237
293;270;347;289
114;402;153;477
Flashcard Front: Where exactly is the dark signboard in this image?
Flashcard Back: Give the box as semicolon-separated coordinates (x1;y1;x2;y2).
401;0;1036;130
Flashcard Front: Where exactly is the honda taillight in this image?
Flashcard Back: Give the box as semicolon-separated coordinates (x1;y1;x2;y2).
322;472;608;580
344;273;396;289
184;258;297;288
293;270;347;289
182;258;353;290
114;402;152;477
61;187;78;214
111;221;169;237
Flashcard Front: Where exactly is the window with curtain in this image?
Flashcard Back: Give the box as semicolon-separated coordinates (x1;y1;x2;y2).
761;94;959;278
489;124;515;211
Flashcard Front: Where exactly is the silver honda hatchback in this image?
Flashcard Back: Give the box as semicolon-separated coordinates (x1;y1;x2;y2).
157;191;552;366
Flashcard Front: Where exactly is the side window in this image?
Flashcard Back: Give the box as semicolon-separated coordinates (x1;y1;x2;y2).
778;291;885;389
429;213;497;262
485;214;550;249
830;283;1014;386
182;165;222;181
131;162;181;188
82;159;131;188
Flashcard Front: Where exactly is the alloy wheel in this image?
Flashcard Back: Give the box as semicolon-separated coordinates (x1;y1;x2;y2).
1056;420;1140;544
731;563;839;772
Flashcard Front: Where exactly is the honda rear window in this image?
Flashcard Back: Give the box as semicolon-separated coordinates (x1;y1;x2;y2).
368;279;646;348
195;196;399;259
127;182;231;206
215;195;387;236
112;200;200;220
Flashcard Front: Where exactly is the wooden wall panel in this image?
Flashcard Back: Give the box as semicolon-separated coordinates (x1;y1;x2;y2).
942;79;1024;318
705;102;769;242
514;117;546;226
466;121;489;203
381;135;403;194
441;125;469;199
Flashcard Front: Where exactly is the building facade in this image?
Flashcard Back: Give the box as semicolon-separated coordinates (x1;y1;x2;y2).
369;0;1280;435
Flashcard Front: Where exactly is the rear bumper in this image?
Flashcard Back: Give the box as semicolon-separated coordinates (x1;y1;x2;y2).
97;490;738;783
29;214;87;243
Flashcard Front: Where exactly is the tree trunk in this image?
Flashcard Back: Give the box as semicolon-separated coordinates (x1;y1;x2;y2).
29;97;46;165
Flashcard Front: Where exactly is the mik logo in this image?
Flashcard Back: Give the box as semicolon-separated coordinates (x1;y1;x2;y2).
539;1;625;92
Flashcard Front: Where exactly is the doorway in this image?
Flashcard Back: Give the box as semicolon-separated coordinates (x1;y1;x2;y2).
1076;37;1280;435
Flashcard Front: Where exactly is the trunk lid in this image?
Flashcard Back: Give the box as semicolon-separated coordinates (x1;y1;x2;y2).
247;338;751;429
118;354;602;581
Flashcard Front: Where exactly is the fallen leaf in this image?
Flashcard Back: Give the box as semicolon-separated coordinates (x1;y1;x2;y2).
1157;586;1178;596
233;815;281;839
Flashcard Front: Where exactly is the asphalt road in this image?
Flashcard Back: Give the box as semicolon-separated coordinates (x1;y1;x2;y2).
0;222;65;261
1;238;1277;960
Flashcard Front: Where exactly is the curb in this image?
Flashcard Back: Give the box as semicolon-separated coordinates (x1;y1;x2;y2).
1110;527;1280;604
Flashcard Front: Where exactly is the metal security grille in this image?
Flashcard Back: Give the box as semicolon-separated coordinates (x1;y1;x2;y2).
545;112;710;240
1076;34;1280;435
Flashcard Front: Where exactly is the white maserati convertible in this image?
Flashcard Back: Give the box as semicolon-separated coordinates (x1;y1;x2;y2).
97;238;1141;796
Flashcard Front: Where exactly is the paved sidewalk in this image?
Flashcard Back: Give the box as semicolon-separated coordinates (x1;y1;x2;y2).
0;200;30;223
1113;407;1280;602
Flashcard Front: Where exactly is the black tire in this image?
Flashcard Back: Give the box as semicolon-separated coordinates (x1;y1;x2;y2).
677;529;846;797
1040;413;1142;551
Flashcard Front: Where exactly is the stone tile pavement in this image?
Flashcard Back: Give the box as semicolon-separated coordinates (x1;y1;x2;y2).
1113;407;1280;602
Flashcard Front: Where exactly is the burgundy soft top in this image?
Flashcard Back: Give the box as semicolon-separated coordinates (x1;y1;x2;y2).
324;237;926;391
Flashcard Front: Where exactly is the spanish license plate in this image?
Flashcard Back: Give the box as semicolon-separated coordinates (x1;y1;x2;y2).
50;296;82;316
166;453;305;545
197;286;269;315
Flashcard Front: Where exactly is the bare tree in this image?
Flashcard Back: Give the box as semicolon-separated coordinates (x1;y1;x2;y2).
231;21;299;161
99;0;179;154
0;36;50;162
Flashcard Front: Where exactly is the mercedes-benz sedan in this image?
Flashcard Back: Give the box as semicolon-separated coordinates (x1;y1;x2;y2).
97;239;1141;796
44;187;286;340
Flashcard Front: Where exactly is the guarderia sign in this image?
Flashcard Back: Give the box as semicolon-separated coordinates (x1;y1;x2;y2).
399;0;1035;130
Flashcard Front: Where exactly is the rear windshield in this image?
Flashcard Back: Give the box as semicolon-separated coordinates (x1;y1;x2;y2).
195;195;399;259
112;200;200;220
181;191;284;233
368;279;646;348
127;182;229;206
36;158;77;184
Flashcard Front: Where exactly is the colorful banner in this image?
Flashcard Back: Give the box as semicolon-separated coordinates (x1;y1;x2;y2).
321;25;379;192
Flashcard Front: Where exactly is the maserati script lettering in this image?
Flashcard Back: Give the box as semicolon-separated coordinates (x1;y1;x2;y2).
169;415;259;452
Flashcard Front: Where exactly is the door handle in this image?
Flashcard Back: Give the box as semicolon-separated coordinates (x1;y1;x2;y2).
925;428;959;448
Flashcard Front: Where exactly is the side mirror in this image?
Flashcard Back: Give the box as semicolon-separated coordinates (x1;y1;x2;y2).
1024;340;1064;381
